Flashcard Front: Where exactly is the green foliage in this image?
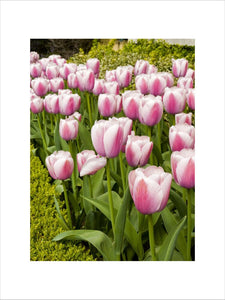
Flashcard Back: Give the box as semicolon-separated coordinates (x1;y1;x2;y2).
68;39;195;78
30;144;96;261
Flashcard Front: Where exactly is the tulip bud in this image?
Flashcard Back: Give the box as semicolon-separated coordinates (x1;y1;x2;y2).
77;150;107;177
172;58;188;78
171;149;195;188
146;64;158;75
68;111;82;122
115;66;132;88
48;54;61;64
49;77;65;93
169;124;195;151
86;58;100;77
76;69;95;92
59;63;77;80
125;135;153;167
55;58;67;67
128;166;172;214
186;88;195;110
148;74;167;96
175;112;192;125
38;58;50;71
177;77;193;89
105;70;117;82
46;63;59;79
30;96;44;114
122;90;143;120
31;78;49;97
157;72;174;87
45;151;74;180
185;68;195;80
30;51;39;63
91;119;124;158
43;94;59;114
30;62;42;78
58;93;81;115
98;94;121;117
163;87;186;114
135;74;151;95
112;116;133;146
139;95;163;126
103;81;120;95
92;79;105;95
134;60;150;76
58;89;72;95
59;118;79;141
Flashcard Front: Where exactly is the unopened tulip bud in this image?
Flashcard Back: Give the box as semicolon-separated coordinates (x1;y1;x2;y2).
186;88;195;110
77;150;107;176
169;124;195;151
58;93;81;115
76;69;95;92
59;118;79;141
103;81;120;95
175;112;192;125
134;60;150;76
115;66;132;88
135;74;151;95
46;63;59;79
30;96;44;114
163;87;186;114
49;77;65;93
30;62;42;78
44;94;59;114
98;94;121;117
148;74;167;96
139;95;163;126
86;58;100;77
31;78;49;97
172;58;188;78
46;151;74;180
177;77;193;89
122;90;143;120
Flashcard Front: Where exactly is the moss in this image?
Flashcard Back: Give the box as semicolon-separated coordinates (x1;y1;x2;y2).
30;144;96;261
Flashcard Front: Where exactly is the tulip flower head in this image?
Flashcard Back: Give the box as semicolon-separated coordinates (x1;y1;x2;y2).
45;151;74;180
125;135;153;167
169;124;195;152
30;62;42;78
172;58;188;78
186;88;195;110
30;96;44;114
76;69;95;92
46;63;59;79
148;74;167;96
139;95;163;126
98;94;122;117
30;51;39;63
122;90;143;120
177;77;193;89
86;58;100;77
49;77;65;93
135;74;151;95
43;94;59;114
163;87;186;114
115;66;133;88
134;59;150;76
157;72;174;88
175;112;192;125
67;73;79;89
59;118;79;141
185;68;195;80
105;70;117;82
171;149;195;188
77;150;107;177
103;81;120;95
128;166;172;214
92;79;105;95
58;93;81;115
59;63;77;79
31;77;49;97
91;119;124;158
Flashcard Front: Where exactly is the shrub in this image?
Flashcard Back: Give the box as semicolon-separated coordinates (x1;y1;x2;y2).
30;144;96;261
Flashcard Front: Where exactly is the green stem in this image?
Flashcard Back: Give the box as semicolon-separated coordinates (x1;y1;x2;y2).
148;126;154;165
187;188;192;261
88;175;93;198
106;159;116;238
69;141;77;200
37;113;48;157
148;214;156;261
157;121;161;153
119;151;126;193
86;92;93;127
62;181;72;229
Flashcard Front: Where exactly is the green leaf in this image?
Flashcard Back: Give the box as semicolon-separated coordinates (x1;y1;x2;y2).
91;168;105;198
54;196;70;230
82;175;94;214
53;229;117;261
169;189;186;218
78;121;94;150
158;215;187;261
54;117;61;151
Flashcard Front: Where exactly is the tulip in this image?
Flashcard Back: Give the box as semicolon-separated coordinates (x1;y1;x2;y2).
58;89;72;95
146;64;158;75
148;74;167;96
76;69;95;92
135;74;151;95
169;124;195;152
59;63;77;80
139;95;163;126
55;58;67;67
77;150;107;177
59;118;79;141
45;150;74;180
134;59;150;76
115;66;132;88
105;70;117;82
163;87;186;114
67;73;78;89
49;77;65;93
68;111;82;122
112;116;133;147
157;72;174;87
31;77;49;97
91;119;124;158
186;88;195;110
30;51;39;63
77;64;87;71
43;94;59;114
177;77;193;89
30;62;42;78
92;79;105;95
38;58;50;71
185;68;195;80
122;90;143;120
58;93;81;115
98;94;121;117
128;166;172;215
46;63;59;79
30;96;44;114
86;58;100;77
103;81;120;95
172;58;188;78
175;112;192;125
48;54;61;64
171;149;195;189
125;135;153;167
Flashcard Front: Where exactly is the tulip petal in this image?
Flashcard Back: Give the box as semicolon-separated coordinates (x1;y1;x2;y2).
104;124;123;158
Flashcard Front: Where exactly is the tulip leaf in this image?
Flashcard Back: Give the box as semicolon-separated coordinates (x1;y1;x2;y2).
158;215;187;261
54;117;61;151
52;229;117;261
54;196;70;230
91;168;105;198
78;121;94;150
169;189;186;218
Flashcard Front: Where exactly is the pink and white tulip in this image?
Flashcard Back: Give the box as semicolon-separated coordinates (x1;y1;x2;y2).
77;150;107;177
125;135;153;167
158;72;174;87
76;69;95;92
135;74;151;95
92;79;105;95
44;94;59;114
186;88;195;110
105;70;117;82
59;118;79;141
86;58;100;77
91;119;124;158
115;66;132;88
134;60;150;76
98;94;122;117
171;149;195;189
58;93;81;115
30;96;44;114
169;124;195;152
31;78;49;97
175;112;192;125
122;90;143;120
30;62;42;78
148;74;167;96
30;51;39;63
55;58;67;67
59;63;77;79
185;68;195;80
67;73;79;89
128;166;172;215
48;54;61;64
45;151;74;180
163;87;186;114
103;81;120;95
46;63;59;79
177;77;193;89
139;95;163;126
49;77;65;93
172;58;188;78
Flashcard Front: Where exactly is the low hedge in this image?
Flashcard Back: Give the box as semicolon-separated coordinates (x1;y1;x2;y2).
30;144;96;261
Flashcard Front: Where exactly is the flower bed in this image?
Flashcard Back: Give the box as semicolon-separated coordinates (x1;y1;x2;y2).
30;39;195;261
